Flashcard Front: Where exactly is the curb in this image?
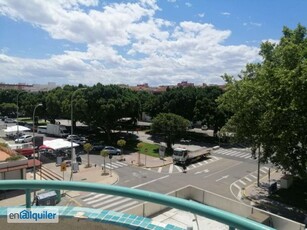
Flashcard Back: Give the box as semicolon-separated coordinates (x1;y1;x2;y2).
145;162;173;169
244;170;279;200
129;162;173;169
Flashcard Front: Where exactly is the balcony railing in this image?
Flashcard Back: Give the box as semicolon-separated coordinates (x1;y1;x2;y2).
0;180;275;230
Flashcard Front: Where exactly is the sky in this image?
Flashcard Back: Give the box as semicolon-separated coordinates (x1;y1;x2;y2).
0;0;306;87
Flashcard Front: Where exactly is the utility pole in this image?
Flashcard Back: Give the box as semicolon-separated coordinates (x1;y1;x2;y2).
257;146;261;187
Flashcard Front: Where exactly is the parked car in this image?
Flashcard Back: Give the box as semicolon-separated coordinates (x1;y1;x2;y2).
1;116;8;121
15;135;33;143
103;146;121;155
92;144;105;151
201;125;208;130
73;138;87;146
67;135;79;141
5;118;16;123
67;135;87;145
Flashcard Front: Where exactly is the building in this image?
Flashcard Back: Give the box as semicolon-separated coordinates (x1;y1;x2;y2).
177;81;194;87
0;82;57;92
0;146;28;180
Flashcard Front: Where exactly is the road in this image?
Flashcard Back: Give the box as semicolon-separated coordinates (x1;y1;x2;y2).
76;151;270;212
0;121;270;214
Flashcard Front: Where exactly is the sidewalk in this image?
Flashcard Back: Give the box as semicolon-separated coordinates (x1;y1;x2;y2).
123;152;173;168
244;170;306;224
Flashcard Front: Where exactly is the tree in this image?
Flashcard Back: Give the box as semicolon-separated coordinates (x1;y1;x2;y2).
0;103;17;117
100;150;109;175
194;86;226;136
80;84;140;143
83;143;93;168
218;24;307;179
117;139;126;155
136;142;144;166
151;113;190;151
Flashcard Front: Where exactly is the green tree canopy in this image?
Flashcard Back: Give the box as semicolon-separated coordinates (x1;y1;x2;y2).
146;86;226;135
151;113;190;150
218;24;307;178
80;84;140;142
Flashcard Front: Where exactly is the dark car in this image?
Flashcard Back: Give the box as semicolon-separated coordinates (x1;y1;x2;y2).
92;144;105;151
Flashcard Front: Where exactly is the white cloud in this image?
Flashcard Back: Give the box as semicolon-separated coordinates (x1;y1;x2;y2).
221;12;230;16
167;0;176;2
0;0;261;86
198;13;205;18
243;22;262;27
185;2;192;7
261;39;279;44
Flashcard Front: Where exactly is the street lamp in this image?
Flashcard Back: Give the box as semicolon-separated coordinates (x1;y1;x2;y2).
70;88;85;180
32;103;42;199
16;91;26;136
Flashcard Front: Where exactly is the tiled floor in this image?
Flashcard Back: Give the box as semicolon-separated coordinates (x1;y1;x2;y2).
152;208;228;230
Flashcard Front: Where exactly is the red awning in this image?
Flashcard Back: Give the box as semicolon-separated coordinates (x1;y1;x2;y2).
39;145;54;150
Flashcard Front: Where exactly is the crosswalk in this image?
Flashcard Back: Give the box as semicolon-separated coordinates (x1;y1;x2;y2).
81;193;140;212
213;148;255;160
81;175;170;211
102;161;128;170
230;166;270;200
147;156;220;174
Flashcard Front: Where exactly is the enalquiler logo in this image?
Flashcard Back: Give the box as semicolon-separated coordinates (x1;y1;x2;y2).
7;207;59;223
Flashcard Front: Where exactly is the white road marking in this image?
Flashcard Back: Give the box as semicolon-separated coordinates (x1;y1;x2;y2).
245;176;252;182
216;175;229;182
91;195;120;207
175;165;183;172
132;175;170;189
238;179;246;185
168;164;173;173
233;183;241;190
114;201;139;212
83;193;105;202
250;174;257;179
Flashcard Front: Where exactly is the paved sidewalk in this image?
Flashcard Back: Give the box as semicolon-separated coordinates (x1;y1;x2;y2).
122;152;173;168
243;170;307;224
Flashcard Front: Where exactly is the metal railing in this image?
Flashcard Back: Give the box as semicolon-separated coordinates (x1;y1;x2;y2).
0;180;275;230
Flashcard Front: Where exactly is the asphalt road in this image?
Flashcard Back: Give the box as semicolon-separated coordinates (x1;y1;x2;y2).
0;121;270;214
76;153;268;212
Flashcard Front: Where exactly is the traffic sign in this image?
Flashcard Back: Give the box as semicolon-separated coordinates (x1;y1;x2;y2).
60;162;67;172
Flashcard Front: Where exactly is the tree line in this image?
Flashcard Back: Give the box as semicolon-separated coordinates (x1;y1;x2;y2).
0;83;226;139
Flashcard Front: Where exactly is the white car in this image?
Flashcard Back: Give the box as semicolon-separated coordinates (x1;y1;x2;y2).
67;135;79;141
15;135;33;143
103;146;121;155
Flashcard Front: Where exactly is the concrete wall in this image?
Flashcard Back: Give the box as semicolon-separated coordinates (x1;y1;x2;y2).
125;185;305;230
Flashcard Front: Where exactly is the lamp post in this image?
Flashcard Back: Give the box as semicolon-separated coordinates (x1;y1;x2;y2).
70;88;85;180
16;91;26;136
32;103;42;199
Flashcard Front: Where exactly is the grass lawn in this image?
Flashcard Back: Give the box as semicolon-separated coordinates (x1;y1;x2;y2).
269;177;307;211
138;142;160;157
124;140;160;157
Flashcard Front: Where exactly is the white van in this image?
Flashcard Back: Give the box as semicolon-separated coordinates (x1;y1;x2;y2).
37;125;47;134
